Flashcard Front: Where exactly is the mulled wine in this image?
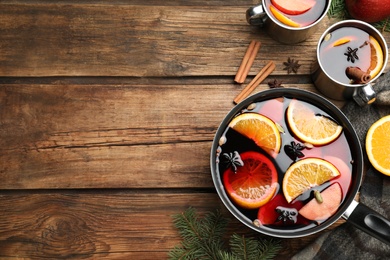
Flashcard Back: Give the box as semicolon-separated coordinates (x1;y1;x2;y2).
215;96;354;232
318;26;384;85
265;0;328;27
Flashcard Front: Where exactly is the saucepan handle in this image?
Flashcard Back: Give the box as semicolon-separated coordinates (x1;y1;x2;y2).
343;200;390;245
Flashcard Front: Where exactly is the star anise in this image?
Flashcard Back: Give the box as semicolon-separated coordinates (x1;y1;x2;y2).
344;47;359;63
284;141;305;161
283;57;301;74
275;206;298;225
268;79;284;88
222;151;244;173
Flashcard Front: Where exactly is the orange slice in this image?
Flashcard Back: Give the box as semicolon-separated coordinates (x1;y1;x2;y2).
229;113;281;157
286;99;343;146
333;38;350;47
366;115;390;176
269;5;301;28
223;151;278;209
367;36;384;78
282;158;340;203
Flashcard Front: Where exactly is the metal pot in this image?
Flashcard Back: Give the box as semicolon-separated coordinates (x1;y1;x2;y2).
210;88;390;244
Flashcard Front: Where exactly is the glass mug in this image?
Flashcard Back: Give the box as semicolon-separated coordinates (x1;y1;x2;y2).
311;20;388;106
246;0;331;44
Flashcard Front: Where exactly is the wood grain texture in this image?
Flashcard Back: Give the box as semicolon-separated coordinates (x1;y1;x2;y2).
0;2;330;77
0;191;342;259
0;82;336;189
0;1;384;259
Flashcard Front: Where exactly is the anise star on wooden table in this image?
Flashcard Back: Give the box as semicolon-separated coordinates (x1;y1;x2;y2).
268;79;284;88
283;57;301;74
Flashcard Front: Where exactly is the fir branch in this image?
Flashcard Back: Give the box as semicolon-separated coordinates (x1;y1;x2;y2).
328;0;348;19
169;208;282;260
229;234;281;260
230;234;259;260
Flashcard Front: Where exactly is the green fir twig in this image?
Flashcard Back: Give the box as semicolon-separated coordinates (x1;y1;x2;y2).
168;208;282;260
328;0;348;19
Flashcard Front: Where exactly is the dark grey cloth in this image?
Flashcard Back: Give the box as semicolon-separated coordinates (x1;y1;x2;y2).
293;72;390;259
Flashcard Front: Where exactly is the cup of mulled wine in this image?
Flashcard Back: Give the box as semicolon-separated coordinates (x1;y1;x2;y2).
246;0;331;44
311;20;388;106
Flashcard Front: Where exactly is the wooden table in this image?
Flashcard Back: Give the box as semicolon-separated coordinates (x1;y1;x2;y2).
1;1;388;259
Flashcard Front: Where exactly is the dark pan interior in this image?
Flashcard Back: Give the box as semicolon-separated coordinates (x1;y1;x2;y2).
210;88;364;238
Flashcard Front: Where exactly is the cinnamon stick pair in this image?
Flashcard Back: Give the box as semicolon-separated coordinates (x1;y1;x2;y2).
234;40;261;83
233;61;276;104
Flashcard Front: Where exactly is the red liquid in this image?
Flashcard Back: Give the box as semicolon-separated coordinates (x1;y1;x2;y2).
319;27;372;84
265;0;327;27
216;97;353;231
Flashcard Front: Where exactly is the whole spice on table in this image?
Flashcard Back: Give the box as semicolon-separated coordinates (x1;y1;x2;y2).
268;79;284;88
233;61;276;104
235;40;261;83
283;57;301;74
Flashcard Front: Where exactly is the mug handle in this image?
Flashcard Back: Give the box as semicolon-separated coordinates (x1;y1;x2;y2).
353;84;377;106
246;4;268;26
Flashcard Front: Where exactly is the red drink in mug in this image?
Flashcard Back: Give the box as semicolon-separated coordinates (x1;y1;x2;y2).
265;0;328;27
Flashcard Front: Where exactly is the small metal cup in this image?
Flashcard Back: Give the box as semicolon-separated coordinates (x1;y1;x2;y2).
311;20;388;106
246;0;331;44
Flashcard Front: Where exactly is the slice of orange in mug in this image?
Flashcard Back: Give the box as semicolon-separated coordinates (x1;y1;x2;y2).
269;5;301;28
282;158;340;203
367;36;384;78
332;38;351;47
366;115;390;176
229;113;281;157
223;151;278;209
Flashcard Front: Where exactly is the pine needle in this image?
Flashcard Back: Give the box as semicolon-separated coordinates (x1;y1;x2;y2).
169;208;282;260
328;0;348;19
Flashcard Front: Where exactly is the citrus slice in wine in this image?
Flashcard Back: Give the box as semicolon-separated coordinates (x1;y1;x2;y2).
269;5;300;28
366;115;390;176
229;113;281;157
287;99;343;145
223;151;278;209
282;158;340;203
367;36;384;78
332;38;351;47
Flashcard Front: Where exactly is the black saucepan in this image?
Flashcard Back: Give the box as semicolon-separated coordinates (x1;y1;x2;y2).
210;88;390;244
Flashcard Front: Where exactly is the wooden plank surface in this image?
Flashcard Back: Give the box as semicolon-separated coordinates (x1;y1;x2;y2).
0;191;340;259
0;81;338;189
0;2;327;77
1;0;386;259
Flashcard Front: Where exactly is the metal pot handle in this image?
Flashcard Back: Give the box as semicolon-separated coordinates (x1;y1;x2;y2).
343;200;390;245
353;84;377;106
246;4;268;26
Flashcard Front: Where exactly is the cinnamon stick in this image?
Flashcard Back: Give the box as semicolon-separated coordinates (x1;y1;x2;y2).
234;40;261;83
346;66;371;84
233;61;276;104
